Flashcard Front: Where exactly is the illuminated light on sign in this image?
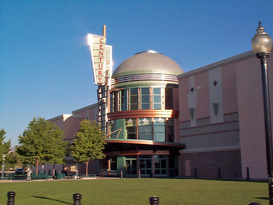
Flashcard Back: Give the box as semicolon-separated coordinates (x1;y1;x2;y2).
88;33;112;85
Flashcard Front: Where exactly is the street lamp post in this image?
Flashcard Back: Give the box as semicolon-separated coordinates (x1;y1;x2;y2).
2;154;6;180
252;21;273;204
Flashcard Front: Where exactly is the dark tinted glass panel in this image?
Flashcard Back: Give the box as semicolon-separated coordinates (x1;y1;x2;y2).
121;90;127;111
131;88;138;94
142;88;149;94
111;157;117;170
131;104;138;110
146;160;152;168
140;160;145;168
165;88;173;109
142;95;150;102
130;88;138;110
131;97;138;103
161;170;167;174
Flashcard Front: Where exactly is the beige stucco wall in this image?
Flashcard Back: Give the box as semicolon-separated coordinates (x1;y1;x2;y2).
44;103;99;175
49;115;82;140
49;104;98;141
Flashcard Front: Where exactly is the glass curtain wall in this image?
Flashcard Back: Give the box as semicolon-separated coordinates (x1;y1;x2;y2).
111;87;172;112
110;118;173;142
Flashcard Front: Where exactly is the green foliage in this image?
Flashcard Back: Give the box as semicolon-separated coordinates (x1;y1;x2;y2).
70;120;106;163
0;129;11;163
4;152;18;170
16;117;68;170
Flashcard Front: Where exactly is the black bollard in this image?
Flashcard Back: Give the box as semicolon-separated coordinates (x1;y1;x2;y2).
7;191;15;205
73;193;82;205
149;196;159;205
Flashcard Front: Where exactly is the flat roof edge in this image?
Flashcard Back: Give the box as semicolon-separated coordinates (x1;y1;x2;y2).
72;103;98;114
178;50;255;79
47;114;73;121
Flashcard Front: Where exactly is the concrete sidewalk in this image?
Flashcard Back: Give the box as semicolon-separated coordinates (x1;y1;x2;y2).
0;176;119;183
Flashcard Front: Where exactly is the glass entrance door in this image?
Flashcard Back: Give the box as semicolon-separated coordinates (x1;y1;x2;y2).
125;158;137;175
154;155;167;176
139;156;152;176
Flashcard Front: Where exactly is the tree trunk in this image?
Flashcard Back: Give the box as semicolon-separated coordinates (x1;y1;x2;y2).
53;164;56;177
85;161;89;177
35;159;39;174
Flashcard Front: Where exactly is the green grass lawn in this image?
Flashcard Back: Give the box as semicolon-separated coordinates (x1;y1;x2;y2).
0;178;268;205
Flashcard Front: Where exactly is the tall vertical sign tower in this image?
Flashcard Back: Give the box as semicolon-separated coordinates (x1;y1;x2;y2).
87;25;112;133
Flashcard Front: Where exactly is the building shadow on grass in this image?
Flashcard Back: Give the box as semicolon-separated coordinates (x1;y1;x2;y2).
32;196;72;204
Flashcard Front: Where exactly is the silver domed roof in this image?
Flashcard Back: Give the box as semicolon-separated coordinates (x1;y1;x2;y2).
112;50;184;77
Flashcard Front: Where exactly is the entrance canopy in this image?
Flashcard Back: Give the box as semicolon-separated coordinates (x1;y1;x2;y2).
104;139;185;155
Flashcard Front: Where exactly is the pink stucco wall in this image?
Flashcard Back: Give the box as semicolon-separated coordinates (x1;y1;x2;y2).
179;78;190;122
222;63;238;114
237;54;273;179
178;50;273;180
179;62;238;123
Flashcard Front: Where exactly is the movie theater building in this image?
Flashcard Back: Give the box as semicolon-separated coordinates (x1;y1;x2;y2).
44;32;272;180
47;50;185;177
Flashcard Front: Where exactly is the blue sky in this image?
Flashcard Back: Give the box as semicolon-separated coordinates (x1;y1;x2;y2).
1;0;273;146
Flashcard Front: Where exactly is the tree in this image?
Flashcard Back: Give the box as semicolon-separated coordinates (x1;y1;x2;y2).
16;117;68;174
45;132;68;177
0;129;11;167
4;152;18;170
70;120;106;176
